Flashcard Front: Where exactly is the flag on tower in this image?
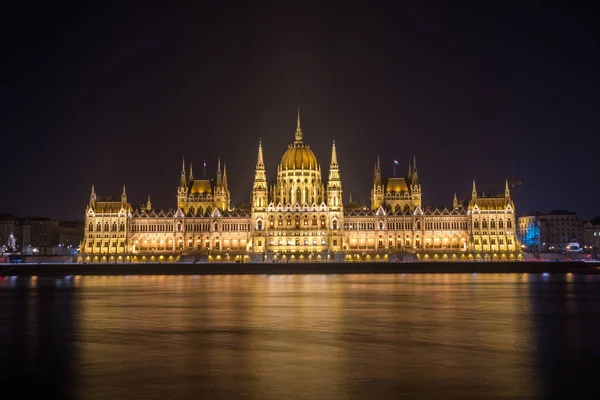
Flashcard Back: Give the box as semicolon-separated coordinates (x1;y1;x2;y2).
393;158;399;165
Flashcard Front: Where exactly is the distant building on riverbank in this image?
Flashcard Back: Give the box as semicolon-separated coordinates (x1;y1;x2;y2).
0;214;83;257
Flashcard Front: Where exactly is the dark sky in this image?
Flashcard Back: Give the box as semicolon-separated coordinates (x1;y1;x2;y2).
2;1;599;220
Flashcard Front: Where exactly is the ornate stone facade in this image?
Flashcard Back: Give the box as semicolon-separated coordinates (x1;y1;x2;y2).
79;110;521;263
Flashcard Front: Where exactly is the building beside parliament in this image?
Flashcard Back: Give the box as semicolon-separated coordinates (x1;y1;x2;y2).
79;110;520;263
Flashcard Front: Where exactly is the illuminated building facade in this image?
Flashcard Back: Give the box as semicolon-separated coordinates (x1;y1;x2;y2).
518;210;583;252
79;110;520;263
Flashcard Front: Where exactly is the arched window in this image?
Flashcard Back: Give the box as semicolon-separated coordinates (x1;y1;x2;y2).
378;221;384;230
120;223;125;232
88;222;93;232
332;219;338;229
507;220;512;228
490;220;496;229
213;222;218;231
257;220;263;230
416;221;421;229
104;223;109;231
474;221;479;229
482;220;488;229
498;220;504;228
177;223;182;232
112;222;117;232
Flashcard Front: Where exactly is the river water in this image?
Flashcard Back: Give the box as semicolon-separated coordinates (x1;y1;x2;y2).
0;273;598;399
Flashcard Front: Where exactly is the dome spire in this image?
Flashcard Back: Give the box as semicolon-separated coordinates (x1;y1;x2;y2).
295;105;303;143
257;138;264;167
330;139;338;166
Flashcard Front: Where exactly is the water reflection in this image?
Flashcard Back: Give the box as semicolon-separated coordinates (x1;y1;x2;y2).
0;274;598;399
0;276;78;398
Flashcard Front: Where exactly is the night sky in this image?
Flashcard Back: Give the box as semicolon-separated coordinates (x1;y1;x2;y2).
2;2;599;221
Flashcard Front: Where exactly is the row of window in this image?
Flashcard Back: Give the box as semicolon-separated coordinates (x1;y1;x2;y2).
344;222;377;230
268;231;328;236
89;222;125;232
424;221;468;230
132;224;174;232
474;238;513;245
89;241;125;248
269;239;328;246
473;220;512;229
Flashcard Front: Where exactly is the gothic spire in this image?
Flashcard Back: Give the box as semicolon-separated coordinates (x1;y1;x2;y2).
121;184;127;204
257;138;264;167
453;192;458;208
295;105;303;143
410;155;419;186
90;184;96;206
146;195;152;211
223;162;228;190
505;179;511;200
373;157;382;186
189;161;194;182
180;156;187;187
216;156;222;186
472;180;477;199
330;140;338;166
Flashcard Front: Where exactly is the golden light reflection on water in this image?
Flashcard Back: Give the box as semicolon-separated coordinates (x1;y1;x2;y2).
2;273;598;399
59;274;544;399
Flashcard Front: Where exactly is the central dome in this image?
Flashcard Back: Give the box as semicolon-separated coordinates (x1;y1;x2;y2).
278;107;320;171
280;143;319;170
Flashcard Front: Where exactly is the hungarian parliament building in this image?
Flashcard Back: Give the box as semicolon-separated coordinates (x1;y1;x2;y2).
80;111;521;263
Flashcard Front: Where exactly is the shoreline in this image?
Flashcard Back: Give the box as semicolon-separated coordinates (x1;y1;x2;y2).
1;261;599;276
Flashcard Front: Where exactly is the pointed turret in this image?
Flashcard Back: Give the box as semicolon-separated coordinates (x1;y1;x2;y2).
371;156;384;209
330;140;338;166
327;139;342;209
411;155;419;186
472;180;477;200
180;156;187;187
89;184;96;207
216;156;222;186
252;138;268;211
189;161;194;182
408;161;412;181
223;162;228;190
146;195;152;211
453;192;458;209
295;105;303;143
373;156;382;186
121;184;127;204
257;138;264;167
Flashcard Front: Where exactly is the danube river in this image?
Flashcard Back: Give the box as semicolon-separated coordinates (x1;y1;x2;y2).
0;273;598;399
